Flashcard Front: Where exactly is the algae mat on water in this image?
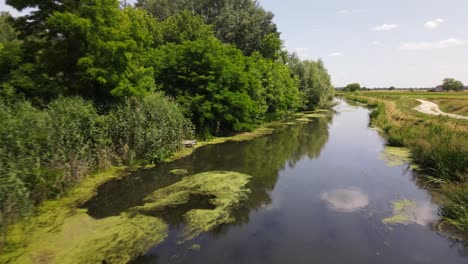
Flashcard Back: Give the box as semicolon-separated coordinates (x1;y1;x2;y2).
132;171;252;241
5;212;168;264
383;199;438;227
379;146;412;167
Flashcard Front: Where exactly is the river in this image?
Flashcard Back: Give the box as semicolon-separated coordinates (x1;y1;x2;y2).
84;99;467;264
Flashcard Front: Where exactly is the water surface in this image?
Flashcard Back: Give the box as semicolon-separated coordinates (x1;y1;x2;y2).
85;99;468;264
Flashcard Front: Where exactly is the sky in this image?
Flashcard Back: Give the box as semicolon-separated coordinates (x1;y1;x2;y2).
258;0;468;88
1;0;467;88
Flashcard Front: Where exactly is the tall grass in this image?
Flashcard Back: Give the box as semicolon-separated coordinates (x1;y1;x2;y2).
0;93;192;239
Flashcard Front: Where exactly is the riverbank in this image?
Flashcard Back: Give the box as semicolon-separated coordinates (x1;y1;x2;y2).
342;92;468;237
0;110;329;263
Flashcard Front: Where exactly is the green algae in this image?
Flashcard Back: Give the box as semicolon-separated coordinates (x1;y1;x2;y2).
10;213;167;264
303;113;327;118
167;127;275;162
296;118;311;123
379;146;412;167
170;169;189;176
383;200;416;225
132;171;251;241
0;167;169;264
189;244;201;251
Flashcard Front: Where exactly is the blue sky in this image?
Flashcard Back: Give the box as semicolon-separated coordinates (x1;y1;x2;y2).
259;0;468;88
2;0;467;87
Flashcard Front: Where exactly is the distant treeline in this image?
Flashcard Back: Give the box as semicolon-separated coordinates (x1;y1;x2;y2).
0;0;334;236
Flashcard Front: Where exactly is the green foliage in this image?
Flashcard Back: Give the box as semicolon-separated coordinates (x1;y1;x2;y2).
344;83;361;92
0;12;22;98
139;0;281;58
251;53;301;118
442;78;464;92
4;1;159;101
159;11;214;44
287;53;335;109
152;37;267;136
106;93;193;164
0;95;192;236
440;182;468;233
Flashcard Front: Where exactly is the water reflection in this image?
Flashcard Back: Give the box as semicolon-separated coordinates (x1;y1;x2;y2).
321;187;369;213
84;113;334;222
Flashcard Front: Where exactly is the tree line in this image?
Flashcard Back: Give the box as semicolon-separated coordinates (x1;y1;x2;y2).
0;0;334;236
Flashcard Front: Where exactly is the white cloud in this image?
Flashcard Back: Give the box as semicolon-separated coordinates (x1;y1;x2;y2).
372;24;399;32
330;52;342;57
424;18;444;30
371;41;382;46
400;38;468;51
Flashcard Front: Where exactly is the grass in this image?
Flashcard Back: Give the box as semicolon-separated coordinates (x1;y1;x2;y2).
343;91;468;236
431;99;468;116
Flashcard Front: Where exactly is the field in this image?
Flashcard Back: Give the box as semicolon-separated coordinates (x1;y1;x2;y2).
342;90;468;235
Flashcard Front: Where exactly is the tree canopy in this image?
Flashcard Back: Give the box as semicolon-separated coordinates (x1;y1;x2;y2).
343;83;361;92
137;0;281;58
1;0;334;132
442;78;464;92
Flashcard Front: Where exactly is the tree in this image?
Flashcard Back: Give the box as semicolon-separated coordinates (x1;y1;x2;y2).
0;12;22;98
442;78;464;92
151;37;267;136
389;86;396;91
344;83;361;92
287;53;334;110
4;0;159;101
249;52;301;118
138;0;281;58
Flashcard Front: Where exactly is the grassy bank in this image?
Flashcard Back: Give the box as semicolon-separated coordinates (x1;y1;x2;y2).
343;91;468;236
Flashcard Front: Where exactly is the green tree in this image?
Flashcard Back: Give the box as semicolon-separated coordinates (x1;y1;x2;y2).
344;83;361;92
0;12;22;99
159;11;214;44
138;0;281;58
151;37;266;136
250;53;301;118
4;1;159;101
287;53;334;109
442;78;464;92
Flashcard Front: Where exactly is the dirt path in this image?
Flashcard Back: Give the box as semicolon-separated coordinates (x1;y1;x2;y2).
413;99;468;120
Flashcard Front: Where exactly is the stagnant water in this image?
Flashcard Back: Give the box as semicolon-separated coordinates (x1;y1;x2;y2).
85;99;467;264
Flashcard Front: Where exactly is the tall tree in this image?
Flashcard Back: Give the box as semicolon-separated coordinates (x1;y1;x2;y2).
287;53;334;109
4;0;159;101
151;37;267;136
138;0;281;58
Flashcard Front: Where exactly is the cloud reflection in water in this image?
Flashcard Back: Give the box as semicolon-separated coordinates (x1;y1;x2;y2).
321;187;369;213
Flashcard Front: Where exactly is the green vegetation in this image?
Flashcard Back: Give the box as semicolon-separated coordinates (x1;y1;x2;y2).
343;91;468;236
132;171;251;241
379;146;412;167
0;94;191;239
343;83;361;92
383;200;416;225
431;99;468;116
442;78;465;92
0;0;334;245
